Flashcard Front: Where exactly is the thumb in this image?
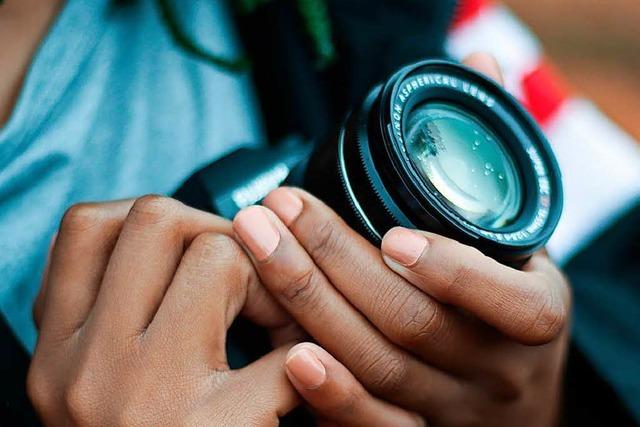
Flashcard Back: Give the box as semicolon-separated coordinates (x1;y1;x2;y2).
234;345;301;419
285;343;425;427
463;52;505;86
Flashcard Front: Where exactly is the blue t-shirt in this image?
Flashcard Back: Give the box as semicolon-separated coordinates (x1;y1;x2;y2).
0;0;264;351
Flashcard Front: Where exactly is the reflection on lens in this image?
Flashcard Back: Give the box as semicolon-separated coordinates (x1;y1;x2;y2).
404;102;522;229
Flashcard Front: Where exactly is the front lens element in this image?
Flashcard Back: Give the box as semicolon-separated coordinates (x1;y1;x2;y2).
404;102;522;229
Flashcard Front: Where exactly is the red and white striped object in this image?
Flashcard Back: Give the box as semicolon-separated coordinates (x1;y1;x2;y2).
447;0;640;264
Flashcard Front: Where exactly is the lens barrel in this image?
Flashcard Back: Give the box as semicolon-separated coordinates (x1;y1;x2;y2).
304;60;563;265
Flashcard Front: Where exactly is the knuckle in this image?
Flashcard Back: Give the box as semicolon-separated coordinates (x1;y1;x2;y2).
60;203;104;233
323;384;364;416
281;267;324;310
361;348;409;396
438;241;499;303
527;295;566;344
190;232;242;268
128;195;181;227
517;278;568;344
64;376;99;425
187;232;252;287
26;364;55;417
490;365;532;402
307;217;345;265
393;293;450;348
444;262;476;302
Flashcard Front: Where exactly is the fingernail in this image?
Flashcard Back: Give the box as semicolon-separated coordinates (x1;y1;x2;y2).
233;207;280;261
381;228;428;267
285;348;326;390
263;188;303;226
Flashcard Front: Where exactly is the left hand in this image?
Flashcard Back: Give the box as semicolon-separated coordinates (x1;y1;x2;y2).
29;197;302;426
232;58;571;424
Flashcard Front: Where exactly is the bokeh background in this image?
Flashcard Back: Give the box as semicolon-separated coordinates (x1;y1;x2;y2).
504;0;640;140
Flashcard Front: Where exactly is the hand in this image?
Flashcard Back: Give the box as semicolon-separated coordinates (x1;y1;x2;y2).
233;188;569;426
28;196;301;426
232;51;570;426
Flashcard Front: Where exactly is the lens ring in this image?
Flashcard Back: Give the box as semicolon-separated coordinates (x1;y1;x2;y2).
376;60;562;258
303;59;563;265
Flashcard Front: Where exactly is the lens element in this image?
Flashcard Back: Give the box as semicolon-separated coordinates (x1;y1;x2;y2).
404;102;521;229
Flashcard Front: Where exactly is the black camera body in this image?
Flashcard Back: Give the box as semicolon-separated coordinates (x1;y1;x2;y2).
175;60;563;266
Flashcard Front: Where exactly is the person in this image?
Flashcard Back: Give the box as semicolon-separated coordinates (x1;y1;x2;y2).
0;0;637;425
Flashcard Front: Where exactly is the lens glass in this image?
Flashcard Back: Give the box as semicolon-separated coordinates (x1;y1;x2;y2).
404;102;522;229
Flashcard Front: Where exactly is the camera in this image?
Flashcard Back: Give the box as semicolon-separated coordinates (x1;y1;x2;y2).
175;60;563;265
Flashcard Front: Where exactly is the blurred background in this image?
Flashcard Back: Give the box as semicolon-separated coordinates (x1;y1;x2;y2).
504;0;640;140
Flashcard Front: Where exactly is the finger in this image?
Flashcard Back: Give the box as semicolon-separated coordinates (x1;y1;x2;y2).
285;343;425;427
33;232;58;330
38;200;134;338
148;233;292;368
87;196;233;339
381;227;569;345
262;188;487;374
233;205;461;415
269;322;308;349
463;52;504;85
232;345;300;421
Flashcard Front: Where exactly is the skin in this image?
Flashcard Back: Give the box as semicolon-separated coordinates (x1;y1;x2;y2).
29;197;302;426
232;188;570;426
0;0;64;125
228;52;571;427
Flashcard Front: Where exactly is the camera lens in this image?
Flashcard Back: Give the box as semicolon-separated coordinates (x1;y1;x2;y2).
404;102;522;230
304;60;562;265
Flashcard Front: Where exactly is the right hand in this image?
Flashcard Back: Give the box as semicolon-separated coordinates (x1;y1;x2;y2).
28;196;300;426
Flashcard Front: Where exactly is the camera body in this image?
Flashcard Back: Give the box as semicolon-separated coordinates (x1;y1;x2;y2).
174;136;311;220
174;60;563;266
